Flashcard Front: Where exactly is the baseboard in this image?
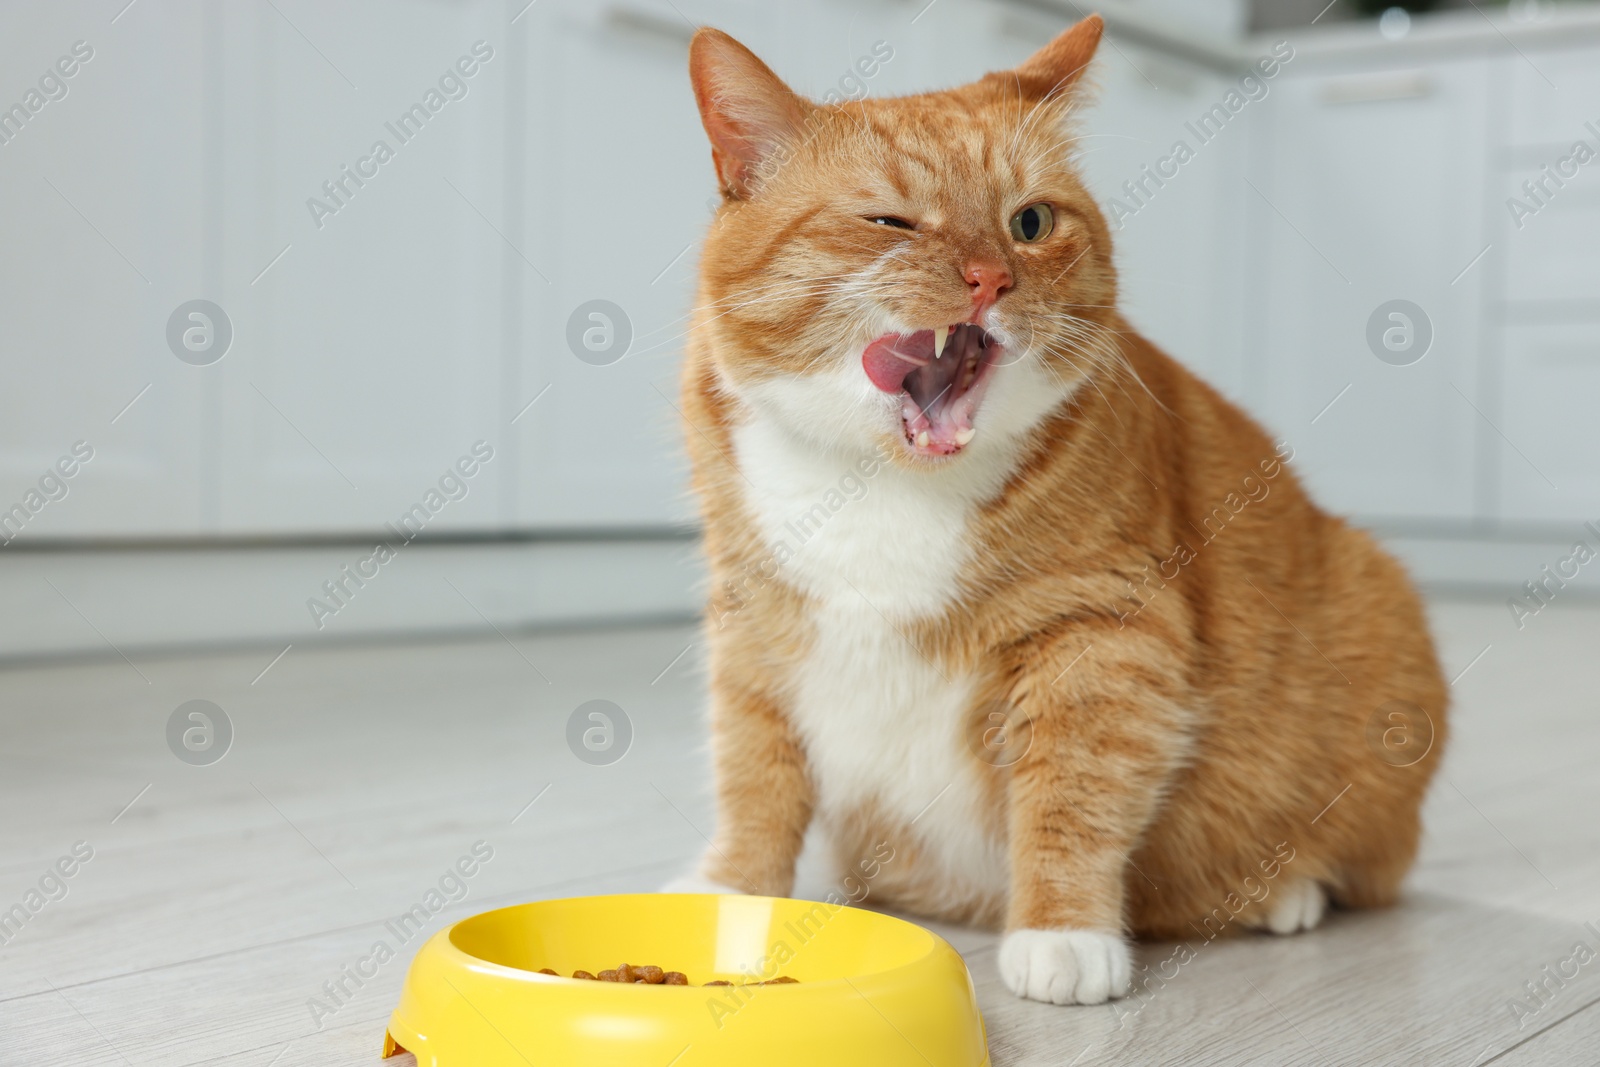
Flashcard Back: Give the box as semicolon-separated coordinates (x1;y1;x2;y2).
4;529;1588;663
1380;531;1600;602
0;538;707;663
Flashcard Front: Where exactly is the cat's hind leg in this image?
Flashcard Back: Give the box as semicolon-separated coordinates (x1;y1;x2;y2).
1240;878;1327;935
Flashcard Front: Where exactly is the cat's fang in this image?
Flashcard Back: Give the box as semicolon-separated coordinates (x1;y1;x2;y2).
933;325;950;359
915;430;931;447
955;427;975;446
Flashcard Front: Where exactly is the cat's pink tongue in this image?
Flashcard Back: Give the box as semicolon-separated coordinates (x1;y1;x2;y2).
862;332;931;392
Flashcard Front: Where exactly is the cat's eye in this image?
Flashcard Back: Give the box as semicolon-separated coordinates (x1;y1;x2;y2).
1009;203;1055;243
867;216;915;230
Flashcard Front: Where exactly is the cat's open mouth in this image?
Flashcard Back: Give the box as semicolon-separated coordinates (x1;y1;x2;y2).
861;324;1001;455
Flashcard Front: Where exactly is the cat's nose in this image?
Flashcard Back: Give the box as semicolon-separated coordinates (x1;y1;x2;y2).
965;259;1013;312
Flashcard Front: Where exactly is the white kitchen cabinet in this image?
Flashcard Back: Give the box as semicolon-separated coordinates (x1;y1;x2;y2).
1494;39;1600;526
210;0;512;535
0;3;210;540
1245;57;1493;524
2;1;518;541
3;0;1595;547
1496;321;1600;524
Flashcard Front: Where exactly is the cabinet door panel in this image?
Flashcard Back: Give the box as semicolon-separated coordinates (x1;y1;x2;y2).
212;0;510;535
0;3;207;539
1503;170;1600;306
1248;60;1492;523
1498;321;1600;524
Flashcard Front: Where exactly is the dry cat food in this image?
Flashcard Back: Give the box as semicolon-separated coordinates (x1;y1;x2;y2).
534;963;795;986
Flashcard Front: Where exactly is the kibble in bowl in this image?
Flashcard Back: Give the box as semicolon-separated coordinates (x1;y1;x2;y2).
560;962;792;987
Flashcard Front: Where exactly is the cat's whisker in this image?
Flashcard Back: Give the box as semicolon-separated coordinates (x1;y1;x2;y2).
1045;315;1178;423
1037;340;1124;422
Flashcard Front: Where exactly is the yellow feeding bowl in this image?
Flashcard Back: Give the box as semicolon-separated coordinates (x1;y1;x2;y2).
384;893;989;1066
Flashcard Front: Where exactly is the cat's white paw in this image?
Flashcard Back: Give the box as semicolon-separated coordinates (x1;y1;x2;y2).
1262;878;1326;935
659;872;745;895
998;928;1132;1005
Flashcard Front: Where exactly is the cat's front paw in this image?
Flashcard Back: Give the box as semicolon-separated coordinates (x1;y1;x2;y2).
998;928;1131;1005
659;872;746;895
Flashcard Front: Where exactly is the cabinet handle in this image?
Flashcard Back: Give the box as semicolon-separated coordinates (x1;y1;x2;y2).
1319;72;1433;104
603;4;696;45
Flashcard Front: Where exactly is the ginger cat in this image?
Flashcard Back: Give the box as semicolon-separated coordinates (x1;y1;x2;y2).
668;16;1447;1005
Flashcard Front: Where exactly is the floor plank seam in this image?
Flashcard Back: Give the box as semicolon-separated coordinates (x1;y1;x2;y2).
1476;991;1600;1067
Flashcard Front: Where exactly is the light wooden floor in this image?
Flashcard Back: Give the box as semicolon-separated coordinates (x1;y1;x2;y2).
3;595;1597;1066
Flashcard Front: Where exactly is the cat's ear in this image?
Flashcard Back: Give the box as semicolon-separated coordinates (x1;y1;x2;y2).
689;28;810;199
1012;14;1104;100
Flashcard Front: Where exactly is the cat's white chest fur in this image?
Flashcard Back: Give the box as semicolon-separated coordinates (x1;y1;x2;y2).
730;412;1015;900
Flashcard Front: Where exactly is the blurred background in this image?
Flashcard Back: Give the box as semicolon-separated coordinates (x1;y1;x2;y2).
2;0;1597;656
4;1;1600;1065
